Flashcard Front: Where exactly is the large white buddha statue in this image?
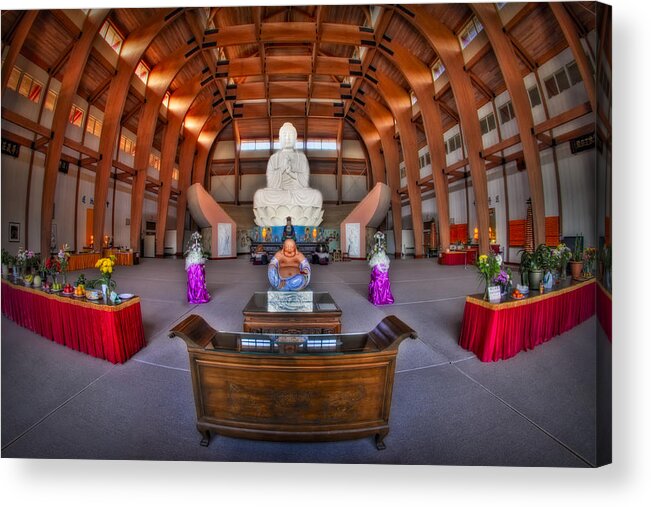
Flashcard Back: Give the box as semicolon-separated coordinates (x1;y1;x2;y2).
253;122;323;227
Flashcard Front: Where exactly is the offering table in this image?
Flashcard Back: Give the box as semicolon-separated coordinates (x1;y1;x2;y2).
242;291;342;334
459;278;596;362
1;279;145;363
169;314;417;449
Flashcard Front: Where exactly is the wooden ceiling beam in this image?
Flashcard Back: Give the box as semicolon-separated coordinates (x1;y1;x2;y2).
1;11;38;95
87;76;112;105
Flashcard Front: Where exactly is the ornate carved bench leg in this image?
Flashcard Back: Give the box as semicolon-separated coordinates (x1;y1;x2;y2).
199;429;211;447
375;432;387;450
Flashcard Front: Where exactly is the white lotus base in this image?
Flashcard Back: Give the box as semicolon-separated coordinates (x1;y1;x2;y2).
254;205;324;227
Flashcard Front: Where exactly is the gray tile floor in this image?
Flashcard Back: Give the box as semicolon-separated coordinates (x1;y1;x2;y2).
1;256;607;465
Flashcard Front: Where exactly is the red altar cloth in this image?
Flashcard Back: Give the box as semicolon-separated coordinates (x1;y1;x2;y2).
459;278;596;362
596;281;612;342
439;251;467;265
2;280;145;363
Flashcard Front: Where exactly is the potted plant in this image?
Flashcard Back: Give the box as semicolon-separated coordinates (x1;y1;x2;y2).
519;244;552;290
569;235;584;280
1;249;14;278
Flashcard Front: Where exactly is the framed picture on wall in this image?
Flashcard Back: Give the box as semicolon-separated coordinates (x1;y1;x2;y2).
9;222;20;242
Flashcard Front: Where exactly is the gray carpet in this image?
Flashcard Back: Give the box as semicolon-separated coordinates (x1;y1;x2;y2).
1;256;607;465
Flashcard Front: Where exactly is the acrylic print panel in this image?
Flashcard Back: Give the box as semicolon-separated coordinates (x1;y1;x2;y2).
217;223;232;257
346;223;361;257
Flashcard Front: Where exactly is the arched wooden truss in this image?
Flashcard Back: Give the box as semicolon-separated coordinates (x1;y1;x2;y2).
1;4;600;256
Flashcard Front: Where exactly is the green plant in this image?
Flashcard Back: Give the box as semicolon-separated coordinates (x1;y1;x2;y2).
2;248;14;266
571;235;584;262
476;252;502;299
519;244;553;282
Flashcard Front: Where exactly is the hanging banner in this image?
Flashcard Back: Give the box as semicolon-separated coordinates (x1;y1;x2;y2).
1;138;20;158
570;132;595;154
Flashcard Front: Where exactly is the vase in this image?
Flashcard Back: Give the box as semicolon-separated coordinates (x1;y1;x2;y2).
528;270;544;290
33;274;42;288
13;265;20;279
569;260;583;280
543;271;554;290
559;260;568;280
102;283;108;302
2;264;8;278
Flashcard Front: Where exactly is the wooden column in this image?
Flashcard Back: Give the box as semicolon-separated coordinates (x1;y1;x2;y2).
40;9;109;257
1;11;39;96
548;2;597;113
154;74;207;257
401;5;491;254
130;45;195;253
382;42;451;252
93;11;178;254
336;119;344;204
357;97;402;258
473;3;547;249
375;70;424;258
233;120;241;205
349;115;385;187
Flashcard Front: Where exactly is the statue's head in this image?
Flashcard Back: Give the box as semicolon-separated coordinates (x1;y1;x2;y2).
279;122;297;149
286;216;292;224
282;239;297;257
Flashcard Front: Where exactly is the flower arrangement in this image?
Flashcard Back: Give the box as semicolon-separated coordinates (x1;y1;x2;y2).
552;243;572;279
184;232;207;270
2;248;15;266
582;247;597;276
368;231;390;271
493;266;512;293
45;256;62;276
15;247;36;276
92;255;117;291
476;252;502;300
57;244;71;273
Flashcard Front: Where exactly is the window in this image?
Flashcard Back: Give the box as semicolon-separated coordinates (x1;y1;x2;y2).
498;101;515;124
44;90;58;111
162;91;171;109
566;61;583;86
419;152;431;168
172;168;179;181
17;73;43;103
135;60;149;84
459;17;483;49
69;105;84;127
446;133;462;154
479;112;497;135
99;20;123;54
305;139;337;150
7;67;21;91
544;60;583;99
119;135;136;156
527;85;542;108
410;91;417;106
149;153;161;170
399;165;406;179
240;140;256;151
86;115;102;137
273;139;303;150
431;60;446;81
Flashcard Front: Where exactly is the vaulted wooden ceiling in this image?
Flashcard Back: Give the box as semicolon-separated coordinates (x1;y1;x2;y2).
3;3;597;148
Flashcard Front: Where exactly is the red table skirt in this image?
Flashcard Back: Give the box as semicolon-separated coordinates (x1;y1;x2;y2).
2;280;145;363
459;279;596;362
439;252;468;265
596;281;612;342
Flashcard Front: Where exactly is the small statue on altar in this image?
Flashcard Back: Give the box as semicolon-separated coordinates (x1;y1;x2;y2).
368;231;394;305
184;231;210;304
282;216;296;242
268;239;311;291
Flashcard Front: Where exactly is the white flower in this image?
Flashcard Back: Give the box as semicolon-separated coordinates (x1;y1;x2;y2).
496;254;503;266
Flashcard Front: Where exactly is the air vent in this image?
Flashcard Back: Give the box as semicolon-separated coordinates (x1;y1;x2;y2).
378;44;394;56
217;59;230;66
340;83;352;89
165;8;183;21
396;5;416;17
334;112;344;117
383;34;392;42
365;74;378;84
225;95;237;101
350;70;363;77
361;40;376;47
215;72;228;78
205;28;219;35
341;94;353;99
359;26;374;33
221;116;231;124
202;42;217;49
200;76;214;86
186;36;196;45
345;115;356;123
354;97;365;106
368;64;377;72
184;46;200;58
349;58;362;65
213;97;224;106
233;103;243;108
